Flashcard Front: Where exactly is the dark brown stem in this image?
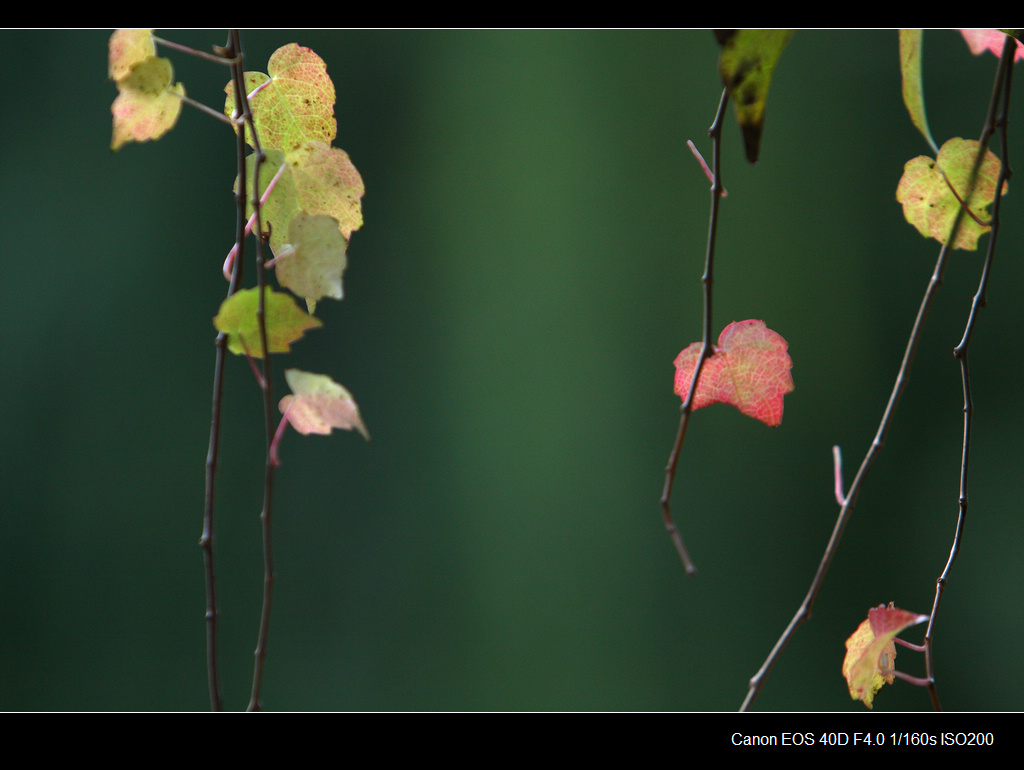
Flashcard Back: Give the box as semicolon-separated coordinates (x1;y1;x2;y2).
225;34;277;713
201;29;250;713
923;34;1015;713
660;88;729;576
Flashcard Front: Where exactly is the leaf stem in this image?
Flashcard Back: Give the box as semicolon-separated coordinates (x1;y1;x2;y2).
175;92;239;126
660;88;729;577
153;34;238;66
222;163;288;280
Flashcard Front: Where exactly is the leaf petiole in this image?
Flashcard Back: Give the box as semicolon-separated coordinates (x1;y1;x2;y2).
222;162;289;279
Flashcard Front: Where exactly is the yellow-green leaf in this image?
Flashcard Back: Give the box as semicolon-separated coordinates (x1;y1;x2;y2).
896;138;1008;250
108;29;155;82
213;286;322;357
224;43;337;152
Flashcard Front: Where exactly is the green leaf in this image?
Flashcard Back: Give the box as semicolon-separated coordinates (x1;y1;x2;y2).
898;30;939;154
896;138;1008;250
715;29;793;164
213;286;322;357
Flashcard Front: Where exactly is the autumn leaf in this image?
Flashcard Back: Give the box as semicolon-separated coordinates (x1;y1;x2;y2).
110;55;185;152
279;369;369;440
108;29;155;81
714;29;793;164
213;286;322;357
225;43;337;151
842;602;928;709
673;320;794;427
959;29;1024;61
896;138;1008;250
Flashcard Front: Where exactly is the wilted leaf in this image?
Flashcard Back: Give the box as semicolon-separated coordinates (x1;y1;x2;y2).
842;602;928;709
896;138;1008;250
213;286;322;357
673;320;794;427
279;369;369;440
899;30;939;154
715;29;793;164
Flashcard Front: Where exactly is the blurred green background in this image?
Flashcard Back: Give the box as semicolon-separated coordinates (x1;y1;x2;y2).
2;29;1021;711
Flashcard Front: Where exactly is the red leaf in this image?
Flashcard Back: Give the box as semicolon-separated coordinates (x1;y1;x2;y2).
673;320;794;427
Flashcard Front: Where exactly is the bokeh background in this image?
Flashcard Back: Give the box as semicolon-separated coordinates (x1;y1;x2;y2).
2;29;1021;711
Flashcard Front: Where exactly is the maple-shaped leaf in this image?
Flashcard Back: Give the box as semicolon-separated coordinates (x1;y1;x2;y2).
279;369;369;440
213;286;322;357
274;212;348;304
714;29;793;164
673;320;794;427
896;138;1008;250
842;602;928;709
110;55;185;151
959;29;1024;61
224;43;337;151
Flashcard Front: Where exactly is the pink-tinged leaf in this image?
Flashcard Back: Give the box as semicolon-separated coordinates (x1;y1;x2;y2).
959;29;1024;61
673;320;794;427
110;56;185;151
213;286;322;357
842;602;929;709
279;369;369;440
